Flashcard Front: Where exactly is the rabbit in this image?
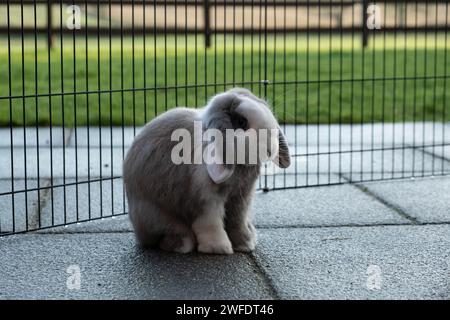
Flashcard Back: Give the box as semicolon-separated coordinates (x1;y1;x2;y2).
123;88;291;254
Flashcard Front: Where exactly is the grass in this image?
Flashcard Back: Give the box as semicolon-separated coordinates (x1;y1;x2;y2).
0;34;449;126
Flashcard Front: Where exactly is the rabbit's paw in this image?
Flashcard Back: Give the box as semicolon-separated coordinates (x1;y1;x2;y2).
228;222;257;252
232;239;256;253
197;237;234;255
159;234;196;254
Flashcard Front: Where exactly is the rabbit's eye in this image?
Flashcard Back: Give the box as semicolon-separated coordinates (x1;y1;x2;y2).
232;115;248;130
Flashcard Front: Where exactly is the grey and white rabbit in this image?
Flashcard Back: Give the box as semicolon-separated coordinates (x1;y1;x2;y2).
123;88;291;254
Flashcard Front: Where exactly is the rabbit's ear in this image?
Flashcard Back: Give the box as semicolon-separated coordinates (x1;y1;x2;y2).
207;163;234;184
204;132;235;184
272;127;291;168
202;92;239;183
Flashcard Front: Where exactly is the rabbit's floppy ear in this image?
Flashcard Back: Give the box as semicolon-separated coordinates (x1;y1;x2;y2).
202;92;239;184
272;126;291;168
206;163;234;184
203;127;235;184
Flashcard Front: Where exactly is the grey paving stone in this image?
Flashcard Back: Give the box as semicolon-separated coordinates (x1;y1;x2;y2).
67;126;143;147
422;145;450;161
0;233;273;299
259;165;344;189
271;145;450;180
253;184;408;227
36;214;132;233
39;178;127;229
335;147;450;181
255;224;450;299
0;179;48;233
0;147;127;179
282;122;450;146
359;176;450;223
0;127;71;147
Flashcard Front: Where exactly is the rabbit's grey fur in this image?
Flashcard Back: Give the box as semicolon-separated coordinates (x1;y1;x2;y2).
123;88;290;254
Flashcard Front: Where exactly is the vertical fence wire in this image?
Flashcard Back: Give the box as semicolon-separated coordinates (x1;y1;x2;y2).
444;2;449;174
7;0;15;233
34;0;41;229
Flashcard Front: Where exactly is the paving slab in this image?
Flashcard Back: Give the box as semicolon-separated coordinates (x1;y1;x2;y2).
0;147;127;179
359;176;450;223
38;178;127;229
67;126;143;147
258;169;343;189
0;233;273;299
0;127;71;148
282;122;450;146
0;179;48;234
35;214;132;234
336;147;450;181
254;224;450;299
272;145;450;180
252;184;408;227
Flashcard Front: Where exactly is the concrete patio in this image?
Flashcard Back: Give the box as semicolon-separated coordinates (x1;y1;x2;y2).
0;123;449;299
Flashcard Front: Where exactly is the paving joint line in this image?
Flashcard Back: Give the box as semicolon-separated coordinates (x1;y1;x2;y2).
248;252;281;300
30;178;52;230
414;144;450;164
31;127;73;231
64;127;74;147
258;221;450;229
339;174;420;224
256;221;411;229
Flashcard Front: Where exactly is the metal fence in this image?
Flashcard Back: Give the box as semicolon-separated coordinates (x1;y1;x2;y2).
3;1;450;47
0;0;449;235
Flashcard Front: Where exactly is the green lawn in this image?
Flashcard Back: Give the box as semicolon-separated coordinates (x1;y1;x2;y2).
0;35;449;126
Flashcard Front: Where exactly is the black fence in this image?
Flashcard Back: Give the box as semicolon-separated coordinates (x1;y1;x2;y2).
2;0;450;47
0;0;449;235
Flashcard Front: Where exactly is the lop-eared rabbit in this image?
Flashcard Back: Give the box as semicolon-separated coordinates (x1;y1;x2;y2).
123;88;290;254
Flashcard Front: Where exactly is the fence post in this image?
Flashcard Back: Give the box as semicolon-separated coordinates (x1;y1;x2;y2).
203;0;211;48
47;0;53;48
362;0;368;48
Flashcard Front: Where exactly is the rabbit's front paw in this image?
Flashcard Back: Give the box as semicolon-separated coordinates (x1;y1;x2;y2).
193;211;234;254
228;222;257;252
233;239;256;253
197;237;234;255
159;234;196;254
